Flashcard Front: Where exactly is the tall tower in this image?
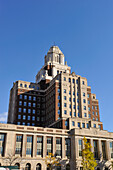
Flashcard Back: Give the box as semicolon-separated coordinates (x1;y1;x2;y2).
8;46;103;130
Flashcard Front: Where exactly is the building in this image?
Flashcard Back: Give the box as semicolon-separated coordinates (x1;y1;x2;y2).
0;46;112;170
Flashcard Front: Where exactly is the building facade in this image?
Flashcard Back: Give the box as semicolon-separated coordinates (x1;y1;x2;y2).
0;46;112;169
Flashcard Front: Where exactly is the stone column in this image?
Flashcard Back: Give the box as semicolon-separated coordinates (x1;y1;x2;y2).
33;135;36;157
5;132;15;156
62;137;65;158
22;134;27;157
53;136;56;156
43;136;46;158
106;140;111;160
98;140;102;161
90;138;94;153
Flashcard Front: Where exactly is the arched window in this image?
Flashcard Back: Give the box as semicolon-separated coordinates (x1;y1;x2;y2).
25;84;27;88
36;163;41;170
15;163;20;169
25;163;31;170
66;164;70;170
20;83;22;87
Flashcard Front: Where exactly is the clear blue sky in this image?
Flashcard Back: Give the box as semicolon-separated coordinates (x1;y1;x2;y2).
0;0;113;131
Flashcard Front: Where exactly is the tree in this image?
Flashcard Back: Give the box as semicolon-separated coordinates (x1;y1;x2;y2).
45;153;60;170
3;152;23;167
81;137;97;170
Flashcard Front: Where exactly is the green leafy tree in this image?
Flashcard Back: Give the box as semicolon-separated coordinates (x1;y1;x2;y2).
81;137;97;170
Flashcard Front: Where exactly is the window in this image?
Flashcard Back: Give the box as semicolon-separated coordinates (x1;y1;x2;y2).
93;111;95;115
64;110;67;115
28;109;31;113
56;138;62;156
110;142;113;158
28;116;30;120
19;101;22;106
19;95;22;99
32;123;35;126
88;107;91;111
84;113;87;117
69;91;71;95
28;102;31;107
96;112;98;116
78;113;80;117
64;89;66;93
23;108;26;113
65;138;71;158
58;96;60;100
58;110;60;115
23;115;26;120
76;80;78;84
98;125;101;129
79;139;82;156
32;116;35;121
101;141;106;159
69;78;71;82
73;98;75;102
77;106;79;110
18;115;21;119
24;102;27;106
78;122;80;128
33;103;36;107
70;112;71;116
24;95;27;100
69;104;71;109
89;114;91;118
64;77;66;81
64;103;67;107
94;124;96;128
73;92;75;95
58;103;60;107
84;106;86;110
77;99;79;103
64;96;66;100
47;137;52;155
26;136;32;156
20;83;22;87
32;110;35;114
22;122;25;125
92;106;94;109
24;84;27;88
82;81;85;85
77;92;79;96
83;99;86;103
29;96;31;100
58;89;60;93
73;79;75;83
27;123;30;126
18;108;21;112
83;92;85;97
65;121;68;126
93;117;95;121
15;135;22;155
95;106;97;110
17;122;20;125
37;117;40;121
69;98;71;102
74;112;76;117
86;123;89;128
93;140;98;159
82;123;85;128
96;118;98;121
88;100;90;104
87;94;90;98
33;97;36;101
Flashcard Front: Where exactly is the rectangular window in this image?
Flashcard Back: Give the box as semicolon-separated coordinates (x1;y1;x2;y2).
28;102;31;107
84;113;87;117
110;142;113;159
64;96;66;100
28;116;30;120
88;107;91;111
78;122;80;128
24;102;27;106
87;94;90;98
29;96;32;100
64;89;66;93
65;138;71;158
47;137;52;155
58;103;60;107
37;137;43;156
93;140;98;159
64;103;67;107
32;116;35;121
33;103;36;107
79;139;82;156
58;89;60;93
26;136;32;156
19;95;22;99
18;115;21;119
24;95;27;100
56;138;62;157
33;97;36;101
64;110;67;115
72;121;75;126
32;110;35;114
82;123;85;128
18;108;21;112
23;115;26;120
0;134;5;156
83;92;85;97
28;109;31;113
19;101;22;106
15;135;22;155
64;77;66;81
101;141;106;159
58;96;60;100
84;106;86;110
23;108;26;113
88;100;90;104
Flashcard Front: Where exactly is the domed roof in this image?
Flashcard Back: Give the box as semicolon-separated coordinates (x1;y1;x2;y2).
48;46;63;55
